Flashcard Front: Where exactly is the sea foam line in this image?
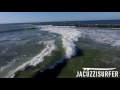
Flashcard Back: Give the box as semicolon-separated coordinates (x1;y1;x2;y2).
7;40;56;78
0;59;16;72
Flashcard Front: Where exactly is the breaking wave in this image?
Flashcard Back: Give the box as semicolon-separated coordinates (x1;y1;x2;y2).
39;26;81;59
7;40;56;78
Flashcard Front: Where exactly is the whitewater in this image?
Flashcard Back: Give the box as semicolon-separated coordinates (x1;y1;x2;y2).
6;26;82;78
39;26;82;59
1;25;120;78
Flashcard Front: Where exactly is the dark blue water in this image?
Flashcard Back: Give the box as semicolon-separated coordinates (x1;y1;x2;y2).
34;20;120;25
0;19;120;32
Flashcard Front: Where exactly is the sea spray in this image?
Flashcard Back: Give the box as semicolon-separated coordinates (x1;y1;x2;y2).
35;26;82;71
40;26;81;59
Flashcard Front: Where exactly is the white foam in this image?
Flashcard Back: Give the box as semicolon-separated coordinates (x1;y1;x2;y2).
0;59;16;72
78;28;120;47
36;25;53;29
40;26;81;59
7;40;56;78
7;26;81;78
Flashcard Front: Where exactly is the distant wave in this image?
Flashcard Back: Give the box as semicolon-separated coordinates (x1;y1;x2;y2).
0;27;36;34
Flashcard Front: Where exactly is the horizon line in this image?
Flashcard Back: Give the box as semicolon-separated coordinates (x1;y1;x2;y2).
0;19;120;24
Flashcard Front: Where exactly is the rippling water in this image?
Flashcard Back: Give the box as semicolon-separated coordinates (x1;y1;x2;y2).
0;23;120;78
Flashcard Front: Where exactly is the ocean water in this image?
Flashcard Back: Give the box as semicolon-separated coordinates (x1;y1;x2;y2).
0;21;120;78
35;20;120;25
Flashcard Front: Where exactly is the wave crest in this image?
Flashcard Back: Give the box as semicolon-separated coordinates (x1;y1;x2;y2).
7;40;56;78
40;26;81;59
